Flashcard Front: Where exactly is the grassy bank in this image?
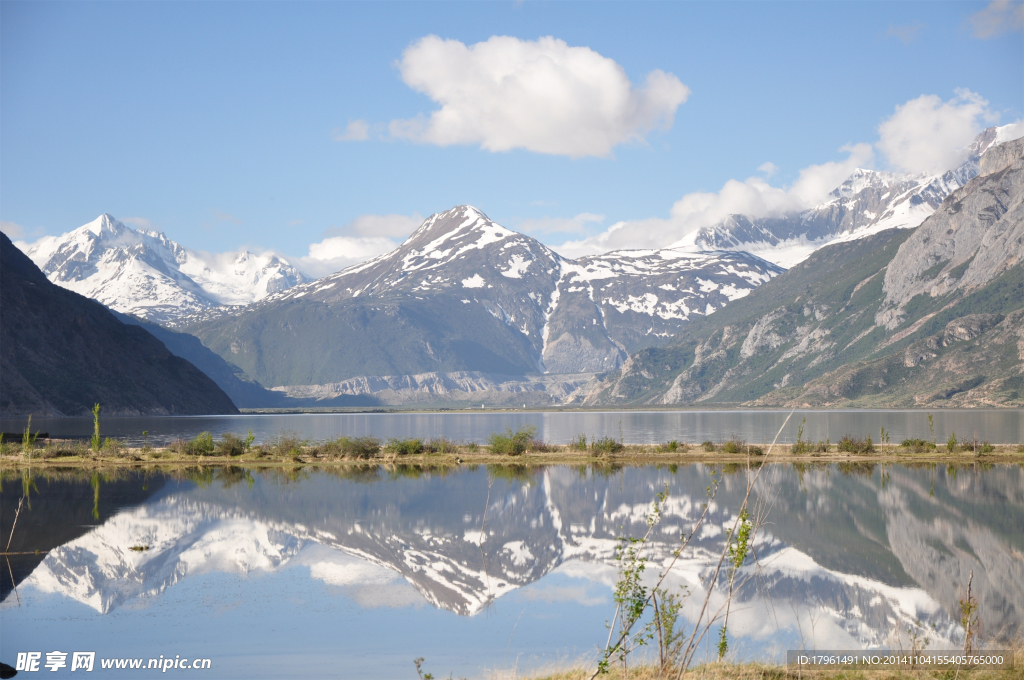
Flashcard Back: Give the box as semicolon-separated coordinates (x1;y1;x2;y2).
1;430;1023;469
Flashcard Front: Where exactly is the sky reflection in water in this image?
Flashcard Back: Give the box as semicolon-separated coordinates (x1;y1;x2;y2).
2;463;1021;679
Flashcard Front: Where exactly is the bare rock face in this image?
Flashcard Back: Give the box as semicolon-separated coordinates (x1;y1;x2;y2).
877;138;1024;330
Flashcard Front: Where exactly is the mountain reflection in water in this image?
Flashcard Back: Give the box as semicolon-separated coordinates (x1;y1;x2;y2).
1;464;1021;678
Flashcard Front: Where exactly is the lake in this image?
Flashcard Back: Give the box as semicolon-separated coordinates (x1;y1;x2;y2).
3;409;1024;447
2;462;1021;678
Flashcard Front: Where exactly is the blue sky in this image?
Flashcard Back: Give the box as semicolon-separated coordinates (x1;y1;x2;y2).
2;1;1021;275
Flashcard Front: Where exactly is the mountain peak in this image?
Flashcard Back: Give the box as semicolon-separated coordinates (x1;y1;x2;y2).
84;213;124;236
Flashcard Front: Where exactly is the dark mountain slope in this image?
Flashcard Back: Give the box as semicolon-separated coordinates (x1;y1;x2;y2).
110;311;292;408
0;232;239;416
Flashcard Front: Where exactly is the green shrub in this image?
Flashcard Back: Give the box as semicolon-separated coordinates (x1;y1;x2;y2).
216;433;247;457
488;425;537;456
590;436;623;454
464;441;479;453
701;441;716;452
660;440;688;453
102;437;123;457
837;435;874;454
569;434;588;451
426;436;457;454
791;440;809;454
748;445;764;456
170;432;216;456
947;432;958;453
267;434;304;458
901;438;936;453
386;438;424;456
979;441;994;454
722;439;743;454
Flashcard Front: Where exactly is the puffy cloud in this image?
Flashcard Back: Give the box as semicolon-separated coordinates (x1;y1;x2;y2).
1;220;27;239
876;89;999;174
553;143;874;258
297;212;423;277
333;119;370;142
389;35;690;158
970;0;1024;38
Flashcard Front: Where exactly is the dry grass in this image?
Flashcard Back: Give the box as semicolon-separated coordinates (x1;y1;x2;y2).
522;639;1024;680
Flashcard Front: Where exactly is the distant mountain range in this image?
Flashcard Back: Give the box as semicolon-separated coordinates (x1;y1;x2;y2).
10;126;1021;408
179;206;783;394
586;136;1024;408
674;125;1016;267
20;214;307;324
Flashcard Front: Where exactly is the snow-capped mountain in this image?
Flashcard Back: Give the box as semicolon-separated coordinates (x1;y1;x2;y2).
18;214;307;324
181;206;783;388
674;125;1019;267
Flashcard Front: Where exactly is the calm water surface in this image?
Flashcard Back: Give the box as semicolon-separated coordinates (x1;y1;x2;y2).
3;409;1023;446
2;463;1022;678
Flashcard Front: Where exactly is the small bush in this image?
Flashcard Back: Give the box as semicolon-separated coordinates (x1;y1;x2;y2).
947;432;958;453
171;432;216;456
530;439;552;452
979;441;994;454
590;436;623;454
901;438;936;453
102;437;123;457
701;441;716;452
568;434;588;451
748;445;765;456
267;434;304;458
426;436;457;454
217;433;246;457
464;441;479;453
659;440;688;453
386;438;424;456
317;436;380;459
837;434;874;454
488;425;537;456
722;439;744;454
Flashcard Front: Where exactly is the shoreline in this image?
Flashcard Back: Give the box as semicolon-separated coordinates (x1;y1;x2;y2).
3;441;1023;470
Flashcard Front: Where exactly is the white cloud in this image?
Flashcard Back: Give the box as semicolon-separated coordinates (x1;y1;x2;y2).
388;35;690;158
757;162;778;178
1;220;27;239
876;89;1000;174
333;119;370;142
552;143;874;258
970;0;1024;38
297;212;423;278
